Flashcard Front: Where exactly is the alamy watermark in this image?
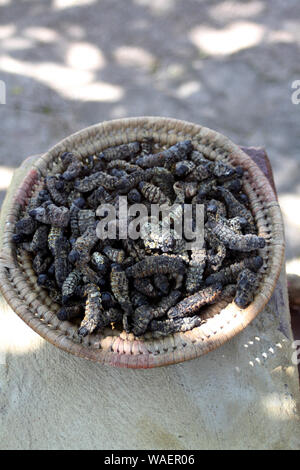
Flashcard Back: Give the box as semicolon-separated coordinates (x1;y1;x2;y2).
291;80;300;105
0;80;6;104
95;197;204;251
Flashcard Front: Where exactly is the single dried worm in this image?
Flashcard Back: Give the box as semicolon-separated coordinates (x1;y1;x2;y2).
206;217;265;252
234;268;258;309
205;256;263;286
62;269;82;303
78;283;103;336
110;263;132;331
167;284;223;319
136;140;193;168
98;142;140;162
30;203;70;228
125;255;186;278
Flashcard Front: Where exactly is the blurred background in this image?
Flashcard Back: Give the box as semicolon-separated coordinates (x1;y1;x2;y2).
0;0;299;273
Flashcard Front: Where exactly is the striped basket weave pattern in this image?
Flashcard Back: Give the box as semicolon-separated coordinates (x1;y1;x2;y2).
0;117;285;368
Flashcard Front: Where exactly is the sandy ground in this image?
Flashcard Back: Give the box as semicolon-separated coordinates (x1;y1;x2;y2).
0;0;299;260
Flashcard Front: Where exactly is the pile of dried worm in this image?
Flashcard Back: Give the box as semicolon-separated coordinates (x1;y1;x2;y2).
13;139;266;337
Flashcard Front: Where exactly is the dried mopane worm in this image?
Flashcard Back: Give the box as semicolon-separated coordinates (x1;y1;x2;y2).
110;263;132;332
206;217;265;252
98;142;140;162
98;307;123;329
185;249;206;294
78;209;96;234
149;315;203;336
48;226;63;255
57;304;83;321
91;252;109;275
153;274;170;295
167;284;223;319
110;264;132;313
174;160;195;178
205;228;226;273
75;171;121;192
15;216;37;236
145;167;175;199
133;277;157;298
118;170;149;192
30;225;49;252
30;203;70;227
69;197;85;238
131;290;182;337
131;304;152;337
87;186;112;209
26;189;51;212
138;181;170;205
62;153;83;181
107;160;141;173
78;283;103;336
13;137;267;338
234;268;258;309
81;264;105;287
152;290;182;319
54;235;70;288
140;137;154;157
125;255;186;278
218;187;256;232
205;256;263;286
68;226;98;264
136;140;193;168
127;188;142;204
45;176;68;206
103;246;126;264
62;270;82;303
32;253;52;275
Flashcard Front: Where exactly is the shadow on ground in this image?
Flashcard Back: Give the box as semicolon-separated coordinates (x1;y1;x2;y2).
0;0;300;257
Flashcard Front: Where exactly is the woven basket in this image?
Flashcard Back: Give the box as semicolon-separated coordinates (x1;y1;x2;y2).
0;117;285;368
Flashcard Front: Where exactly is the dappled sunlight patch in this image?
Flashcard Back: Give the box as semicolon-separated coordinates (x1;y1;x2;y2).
286;258;300;277
67;42;106;71
75;81;123;102
113;46;156;70
0;166;14;190
1;37;34;51
261;391;298;420
0;55;92;90
0;24;15;40
209;1;264;20
267;30;294;44
241;334;290;371
189;21;265;56
133;0;174;15
0;55;123;102
0;301;43;357
279;194;300;228
53;0;97;10
166;64;185;78
176;81;201;99
24;26;60;43
155;63;185;82
280;20;300;44
65;24;86;39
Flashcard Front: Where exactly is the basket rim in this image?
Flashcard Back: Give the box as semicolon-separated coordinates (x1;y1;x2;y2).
0;116;285;368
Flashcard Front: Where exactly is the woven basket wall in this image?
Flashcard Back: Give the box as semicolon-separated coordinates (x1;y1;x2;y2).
0;117;285;368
